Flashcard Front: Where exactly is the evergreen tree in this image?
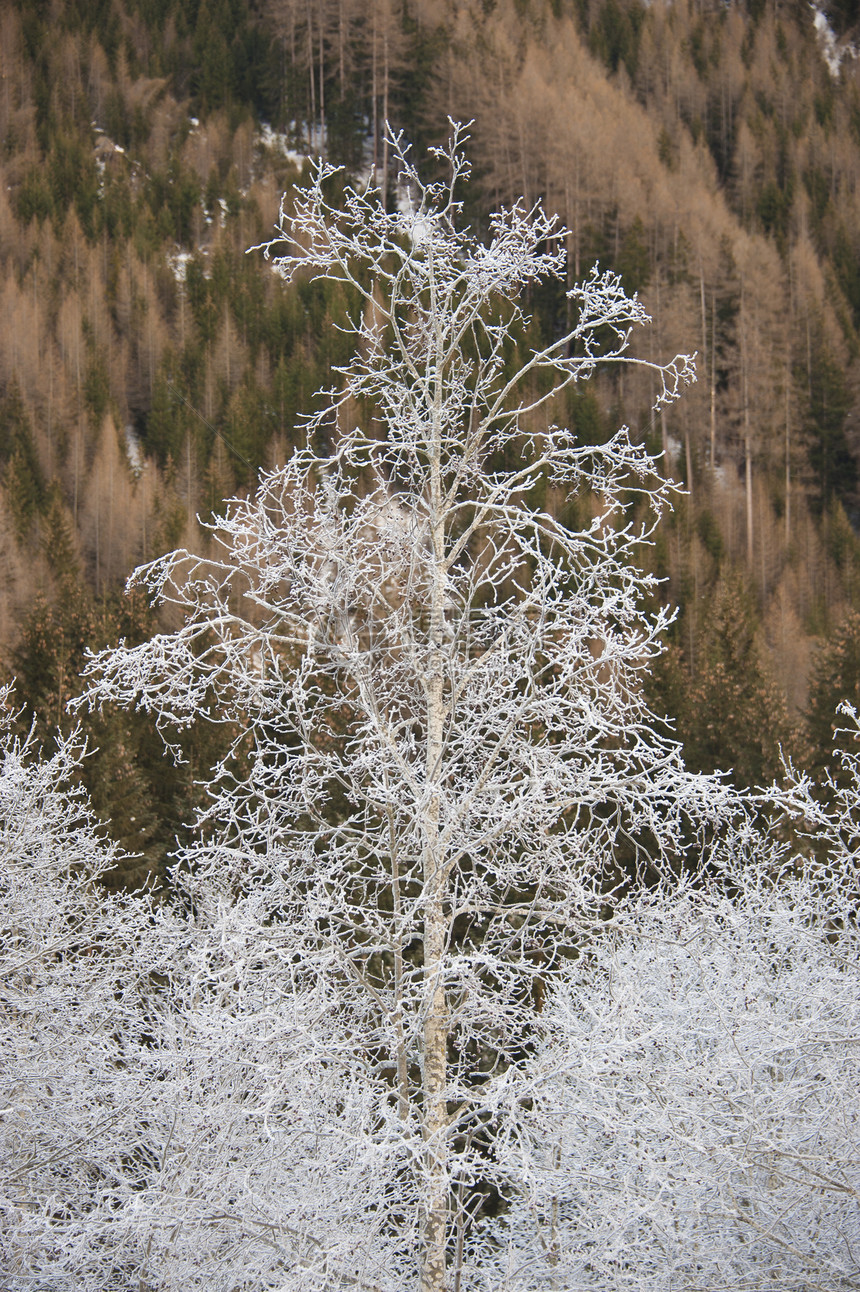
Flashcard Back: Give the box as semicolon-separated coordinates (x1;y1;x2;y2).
676;572;798;788
7;585;184;890
0;387;44;541
806;609;860;782
803;322;855;513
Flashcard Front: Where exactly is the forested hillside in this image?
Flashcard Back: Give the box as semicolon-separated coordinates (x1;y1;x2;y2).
2;0;860;873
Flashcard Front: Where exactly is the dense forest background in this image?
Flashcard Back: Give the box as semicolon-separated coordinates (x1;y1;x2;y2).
3;0;860;881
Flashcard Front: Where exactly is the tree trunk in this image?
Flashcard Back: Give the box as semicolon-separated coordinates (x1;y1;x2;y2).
421;277;451;1292
381;11;390;208
371;4;379;178
742;309;753;570
420;871;450;1292
338;0;345;91
785;357;791;548
317;0;325;145
306;0;316;145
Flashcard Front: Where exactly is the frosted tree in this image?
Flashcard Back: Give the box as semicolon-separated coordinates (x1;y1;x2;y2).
76;127;732;1291
0;691;155;1285
505;707;860;1291
500;821;860;1290
0;692;373;1291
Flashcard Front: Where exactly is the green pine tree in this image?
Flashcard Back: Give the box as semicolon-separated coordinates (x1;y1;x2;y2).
806;609;860;784
673;573;799;788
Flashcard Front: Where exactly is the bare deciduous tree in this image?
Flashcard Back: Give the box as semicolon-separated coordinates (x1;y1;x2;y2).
0;691;158;1285
73;126;717;1291
52;128;860;1291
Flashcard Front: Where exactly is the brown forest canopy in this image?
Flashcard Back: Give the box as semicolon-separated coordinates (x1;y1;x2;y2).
2;0;860;872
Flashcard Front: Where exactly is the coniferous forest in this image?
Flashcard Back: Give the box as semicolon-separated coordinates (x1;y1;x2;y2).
1;0;860;873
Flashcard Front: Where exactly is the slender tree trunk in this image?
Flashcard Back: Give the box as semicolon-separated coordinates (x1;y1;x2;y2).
421;861;450;1292
685;425;693;499
371;4;379;178
785;259;794;550
741;300;753;569
710;291;717;471
381;12;390;207
140;466;147;561
73;432;81;524
785;357;791;548
107;428;115;587
318;0;325;145
759;488;767;600
288;3;297;127
306;0;316;146
744;378;753;569
47;351;54;478
94;476;101;594
698;266;712;471
187;431;194;532
564;170;581;347
145;262;155;399
421;249;450;1292
224;301;232;387
338;0;345;90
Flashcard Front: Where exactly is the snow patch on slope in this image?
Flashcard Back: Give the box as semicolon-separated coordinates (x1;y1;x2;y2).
259;122;319;169
811;4;857;78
